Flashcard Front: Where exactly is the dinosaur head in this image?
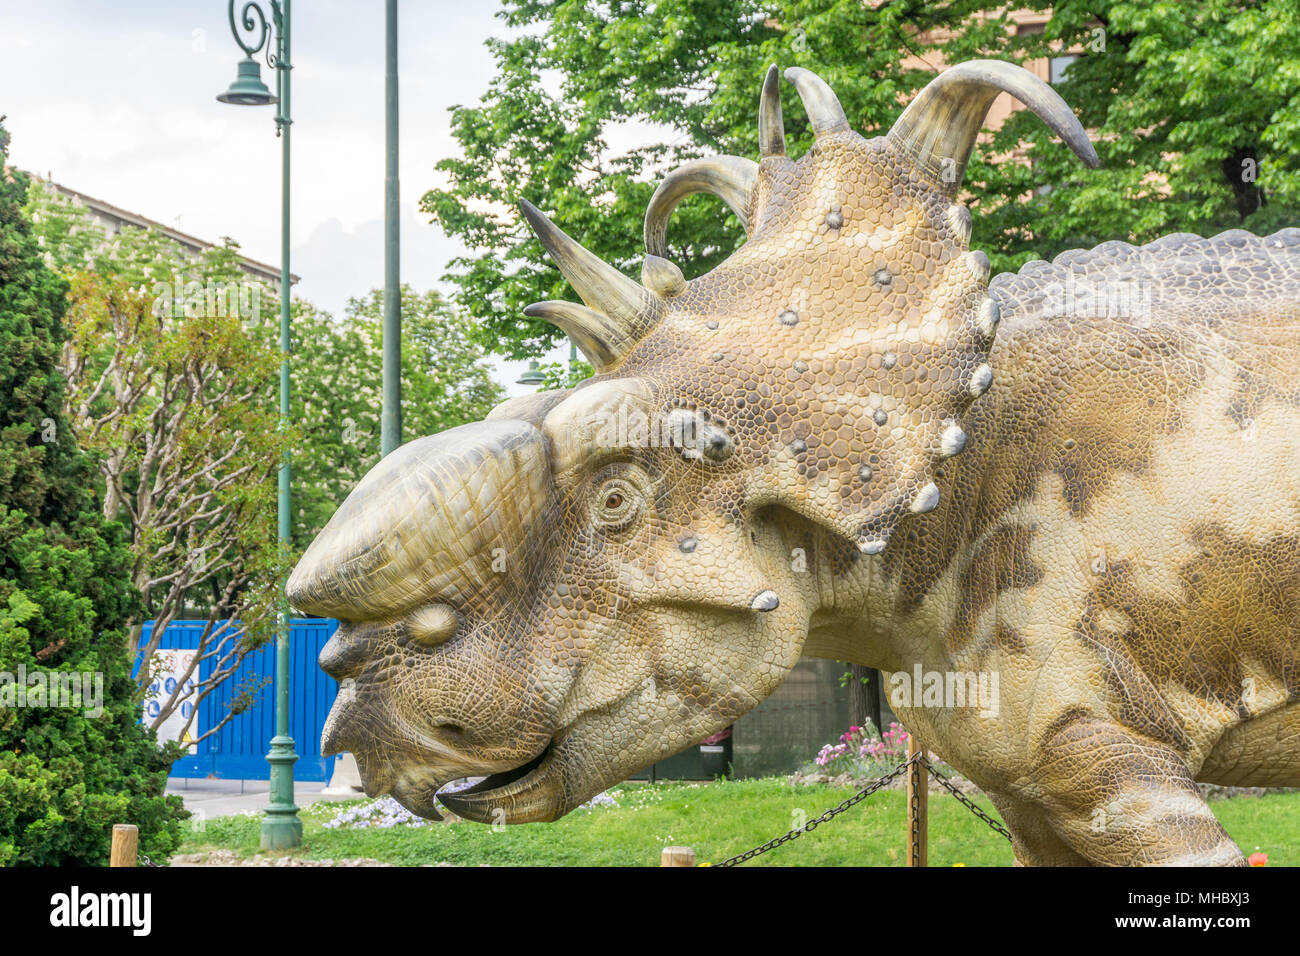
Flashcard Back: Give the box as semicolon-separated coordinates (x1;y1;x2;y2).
288;61;1096;823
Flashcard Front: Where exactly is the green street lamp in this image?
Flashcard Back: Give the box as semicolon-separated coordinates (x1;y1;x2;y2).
217;57;276;106
516;337;580;389
216;0;301;851
516;360;545;387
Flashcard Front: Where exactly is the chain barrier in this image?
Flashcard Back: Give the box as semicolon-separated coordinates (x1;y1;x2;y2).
923;757;1013;842
139;852;165;868
908;755;924;867
714;752;1010;867
715;753;921;867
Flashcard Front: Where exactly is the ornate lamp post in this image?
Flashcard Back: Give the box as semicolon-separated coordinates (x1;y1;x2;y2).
216;0;301;850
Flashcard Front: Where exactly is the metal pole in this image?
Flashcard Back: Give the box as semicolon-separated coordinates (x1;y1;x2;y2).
262;0;302;850
381;0;401;457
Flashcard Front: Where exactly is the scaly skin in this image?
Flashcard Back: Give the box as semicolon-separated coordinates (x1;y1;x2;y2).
807;229;1300;864
288;63;1299;865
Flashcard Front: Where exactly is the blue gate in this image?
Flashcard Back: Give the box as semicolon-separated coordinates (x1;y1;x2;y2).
135;619;340;781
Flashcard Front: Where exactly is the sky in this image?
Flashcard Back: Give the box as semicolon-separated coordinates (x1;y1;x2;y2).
0;0;573;396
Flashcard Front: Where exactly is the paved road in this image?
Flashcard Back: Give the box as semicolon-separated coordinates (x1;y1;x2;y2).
166;778;364;820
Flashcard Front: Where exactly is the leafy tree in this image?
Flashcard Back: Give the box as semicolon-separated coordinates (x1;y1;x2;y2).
537;357;594;391
0;124;186;865
28;181;289;745
968;0;1300;270
424;0;1300;350
291;285;504;548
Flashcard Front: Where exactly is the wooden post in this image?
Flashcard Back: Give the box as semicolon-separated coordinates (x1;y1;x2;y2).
110;824;138;868
661;846;695;867
906;736;928;867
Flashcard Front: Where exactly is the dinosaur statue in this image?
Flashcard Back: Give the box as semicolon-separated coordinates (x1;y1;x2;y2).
288;60;1300;866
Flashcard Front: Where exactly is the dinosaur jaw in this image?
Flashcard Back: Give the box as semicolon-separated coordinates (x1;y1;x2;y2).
436;741;563;824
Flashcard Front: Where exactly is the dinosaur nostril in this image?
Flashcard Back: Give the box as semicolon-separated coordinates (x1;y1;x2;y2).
438;723;464;738
319;627;368;680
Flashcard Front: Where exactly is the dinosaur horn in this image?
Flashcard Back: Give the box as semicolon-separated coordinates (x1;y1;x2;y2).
522;301;638;372
520;199;661;355
887;59;1099;195
759;64;786;158
784;67;850;137
643;156;759;259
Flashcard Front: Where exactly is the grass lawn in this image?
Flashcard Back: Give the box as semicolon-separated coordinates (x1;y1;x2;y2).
179;778;1300;866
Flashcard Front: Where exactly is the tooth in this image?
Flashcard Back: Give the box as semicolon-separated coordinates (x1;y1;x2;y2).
750;590;780;611
968;363;993;396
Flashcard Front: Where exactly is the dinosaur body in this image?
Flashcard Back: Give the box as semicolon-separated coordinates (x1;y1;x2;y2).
288;62;1299;865
812;229;1300;864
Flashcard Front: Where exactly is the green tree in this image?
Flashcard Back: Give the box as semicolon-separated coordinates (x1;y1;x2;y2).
291;285;504;547
969;0;1300;270
28;181;289;745
537;357;594;391
423;0;1300;348
0;125;186;865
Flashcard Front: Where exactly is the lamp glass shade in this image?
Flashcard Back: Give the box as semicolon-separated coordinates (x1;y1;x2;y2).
217;57;277;106
516;360;546;386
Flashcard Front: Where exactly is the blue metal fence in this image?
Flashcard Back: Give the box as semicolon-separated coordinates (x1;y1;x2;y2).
135;618;340;781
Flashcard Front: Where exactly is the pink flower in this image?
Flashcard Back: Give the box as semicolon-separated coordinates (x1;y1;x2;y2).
1248;852;1268;867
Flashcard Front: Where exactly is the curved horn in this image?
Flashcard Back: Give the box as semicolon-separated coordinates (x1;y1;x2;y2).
522;300;637;372
784;67;850;137
643;156;759;259
759;64;785;158
887;59;1099;195
287;419;551;620
520;199;661;346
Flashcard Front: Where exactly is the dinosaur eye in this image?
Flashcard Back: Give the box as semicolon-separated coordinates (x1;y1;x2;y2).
591;477;642;530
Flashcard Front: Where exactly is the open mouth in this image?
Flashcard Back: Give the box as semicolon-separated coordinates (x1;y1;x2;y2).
435;739;557;823
323;677;564;824
441;740;551;799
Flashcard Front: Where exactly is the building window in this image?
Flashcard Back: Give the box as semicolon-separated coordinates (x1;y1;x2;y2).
1050;55;1077;85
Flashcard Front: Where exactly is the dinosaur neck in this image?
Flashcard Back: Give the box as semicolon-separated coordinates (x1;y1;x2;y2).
800;436;994;674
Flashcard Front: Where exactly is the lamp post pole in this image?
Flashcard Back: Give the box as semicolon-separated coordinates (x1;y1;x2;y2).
381;0;401;457
216;0;301;850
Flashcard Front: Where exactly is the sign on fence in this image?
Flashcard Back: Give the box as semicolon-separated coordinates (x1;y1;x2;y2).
135;619;340;781
144;649;199;754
